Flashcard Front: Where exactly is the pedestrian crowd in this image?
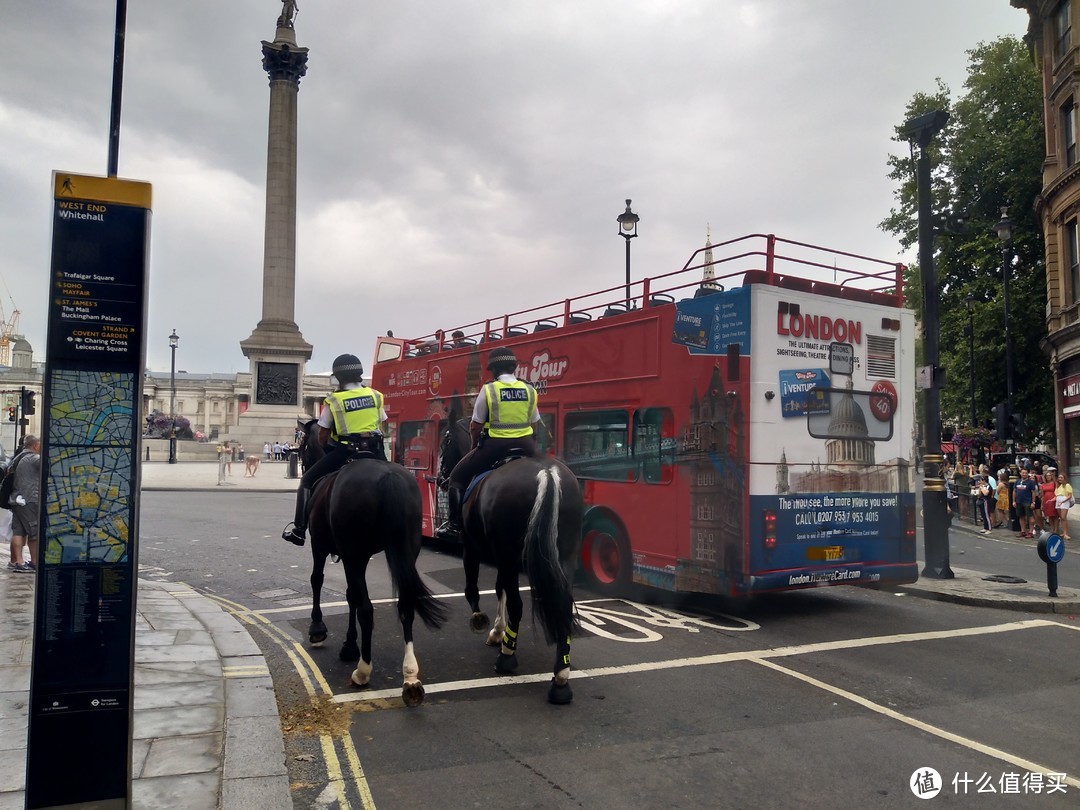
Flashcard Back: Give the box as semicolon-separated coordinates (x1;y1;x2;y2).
945;457;1072;541
263;440;296;461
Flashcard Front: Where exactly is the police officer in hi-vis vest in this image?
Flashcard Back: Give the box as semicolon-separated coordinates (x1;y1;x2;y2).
436;346;541;541
282;353;388;546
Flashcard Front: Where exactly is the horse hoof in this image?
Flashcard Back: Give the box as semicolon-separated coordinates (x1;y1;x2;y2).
308;636;326;647
469;612;490;633
495;652;519;675
339;644;360;663
402;682;425;707
547;678;573;705
307;623;327;645
350;674;371;688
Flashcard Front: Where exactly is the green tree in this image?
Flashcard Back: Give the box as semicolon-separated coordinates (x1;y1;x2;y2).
882;37;1051;446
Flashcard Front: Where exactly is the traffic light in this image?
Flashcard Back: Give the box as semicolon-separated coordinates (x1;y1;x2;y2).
22;391;35;415
5;407;13;423
1009;412;1026;439
992;402;1008;439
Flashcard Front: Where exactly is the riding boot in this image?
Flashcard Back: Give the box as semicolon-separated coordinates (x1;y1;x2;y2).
435;484;464;541
282;486;311;546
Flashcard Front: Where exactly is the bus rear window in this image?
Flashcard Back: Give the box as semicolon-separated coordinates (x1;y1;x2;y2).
564;410;635;482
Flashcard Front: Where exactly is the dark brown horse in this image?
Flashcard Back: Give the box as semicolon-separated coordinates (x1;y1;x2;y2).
298;419;447;706
439;417;583;704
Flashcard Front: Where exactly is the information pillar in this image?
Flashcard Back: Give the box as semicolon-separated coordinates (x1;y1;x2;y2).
27;172;151;809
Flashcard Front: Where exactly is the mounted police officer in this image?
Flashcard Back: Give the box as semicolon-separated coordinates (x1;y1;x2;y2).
282;353;387;546
436;346;541;541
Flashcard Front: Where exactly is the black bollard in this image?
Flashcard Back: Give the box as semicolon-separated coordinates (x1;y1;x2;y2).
1036;533;1066;598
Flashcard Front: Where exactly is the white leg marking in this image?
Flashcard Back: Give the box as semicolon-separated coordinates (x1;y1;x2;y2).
351;659;373;687
402;641;419;684
555;666;570;685
486;593;507;646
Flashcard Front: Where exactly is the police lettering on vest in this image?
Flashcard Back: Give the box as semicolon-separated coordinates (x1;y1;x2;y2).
484;380;536;439
343;395;377;411
326;387;383;439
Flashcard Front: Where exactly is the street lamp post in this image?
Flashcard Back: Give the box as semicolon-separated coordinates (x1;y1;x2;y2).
168;329;179;464
617;199;639;307
964;293;976;427
904;108;953;579
995;208;1015;445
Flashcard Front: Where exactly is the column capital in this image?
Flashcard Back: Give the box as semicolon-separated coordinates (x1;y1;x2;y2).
261;40;308;85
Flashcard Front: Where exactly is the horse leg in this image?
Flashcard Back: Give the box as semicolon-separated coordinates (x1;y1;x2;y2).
397;596;425;707
548;634;573;705
348;560;375;686
463;537;489;633
485;586;506;647
494;577;523;675
307;548;329;645
339;558;364;664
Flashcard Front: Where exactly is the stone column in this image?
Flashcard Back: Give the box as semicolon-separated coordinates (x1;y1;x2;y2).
233;15;316;446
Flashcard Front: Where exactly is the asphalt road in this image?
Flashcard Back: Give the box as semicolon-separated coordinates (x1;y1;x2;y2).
138;491;1080;809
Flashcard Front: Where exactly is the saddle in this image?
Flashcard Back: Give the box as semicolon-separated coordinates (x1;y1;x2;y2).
462;450;530;503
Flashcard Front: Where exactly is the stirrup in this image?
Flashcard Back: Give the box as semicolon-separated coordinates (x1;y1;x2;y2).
434;521;462;541
282;525;306;546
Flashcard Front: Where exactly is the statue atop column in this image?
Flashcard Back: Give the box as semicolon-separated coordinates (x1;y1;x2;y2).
278;0;298;28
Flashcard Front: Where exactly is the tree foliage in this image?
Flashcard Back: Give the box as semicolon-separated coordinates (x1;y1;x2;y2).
881;37;1051;445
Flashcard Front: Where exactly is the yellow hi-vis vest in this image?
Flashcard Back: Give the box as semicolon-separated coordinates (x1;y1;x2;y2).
483;380;536;438
325;387;383;441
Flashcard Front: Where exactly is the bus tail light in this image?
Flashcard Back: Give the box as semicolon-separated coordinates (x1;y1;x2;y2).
902;503;916;558
763;509;777;551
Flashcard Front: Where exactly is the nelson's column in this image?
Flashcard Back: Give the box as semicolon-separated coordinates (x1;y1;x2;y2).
234;1;314;443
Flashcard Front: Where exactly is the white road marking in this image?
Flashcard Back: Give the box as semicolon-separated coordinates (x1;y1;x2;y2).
330;618;1061;704
754;657;1080;790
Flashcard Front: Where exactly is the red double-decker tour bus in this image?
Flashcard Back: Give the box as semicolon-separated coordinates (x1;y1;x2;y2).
369;233;917;598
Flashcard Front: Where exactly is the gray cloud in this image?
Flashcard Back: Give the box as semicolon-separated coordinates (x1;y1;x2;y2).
1;1;1026;374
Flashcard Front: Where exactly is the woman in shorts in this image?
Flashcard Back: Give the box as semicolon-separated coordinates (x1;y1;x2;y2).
1039;469;1057;534
1055;472;1074;541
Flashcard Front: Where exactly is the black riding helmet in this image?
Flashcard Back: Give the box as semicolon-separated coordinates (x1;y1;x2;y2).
486;347;518;375
332;353;364;384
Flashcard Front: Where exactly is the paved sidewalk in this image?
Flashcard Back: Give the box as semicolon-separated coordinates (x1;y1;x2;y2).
0;575;291;809
140;460;300;493
900;514;1080;613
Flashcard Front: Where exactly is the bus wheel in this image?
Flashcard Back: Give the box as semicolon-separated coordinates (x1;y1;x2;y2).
581;520;630;597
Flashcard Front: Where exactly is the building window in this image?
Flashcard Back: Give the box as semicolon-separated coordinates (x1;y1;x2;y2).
1057;0;1072;61
1063;100;1077;167
1068;220;1080;304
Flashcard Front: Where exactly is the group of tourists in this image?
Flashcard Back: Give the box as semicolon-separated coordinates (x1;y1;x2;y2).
281;347;539;547
946;460;1073;541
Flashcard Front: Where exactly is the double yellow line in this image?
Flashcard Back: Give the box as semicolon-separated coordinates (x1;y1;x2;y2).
207;593;376;810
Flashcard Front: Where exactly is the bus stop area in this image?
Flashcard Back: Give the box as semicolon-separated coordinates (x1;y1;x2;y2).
0;462;1076;806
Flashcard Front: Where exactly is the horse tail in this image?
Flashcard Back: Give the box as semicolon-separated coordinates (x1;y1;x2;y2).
524;464;578;644
379;470;448;630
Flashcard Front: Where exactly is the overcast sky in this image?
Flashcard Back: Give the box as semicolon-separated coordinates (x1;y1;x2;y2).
2;1;1030;375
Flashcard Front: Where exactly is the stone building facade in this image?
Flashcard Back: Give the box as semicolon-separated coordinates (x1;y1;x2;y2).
1014;0;1080;481
0;337;331;450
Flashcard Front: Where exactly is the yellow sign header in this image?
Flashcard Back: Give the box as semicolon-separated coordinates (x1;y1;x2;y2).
52;171;152;209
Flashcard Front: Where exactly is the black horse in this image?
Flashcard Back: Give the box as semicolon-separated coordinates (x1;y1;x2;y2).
439;417;584;704
298;419;447;706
